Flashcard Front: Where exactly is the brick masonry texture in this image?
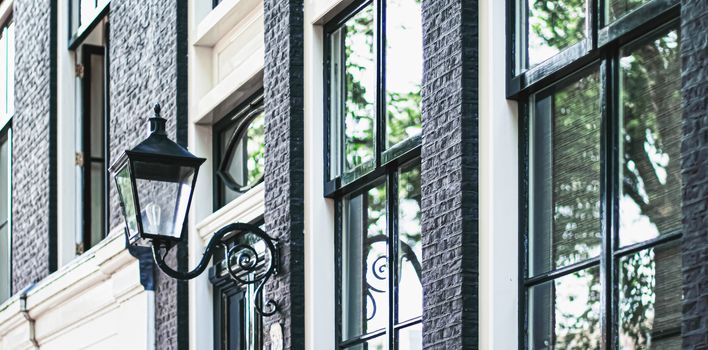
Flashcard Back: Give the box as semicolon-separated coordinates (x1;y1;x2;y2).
263;0;305;348
680;1;708;349
420;0;479;349
109;1;184;349
12;0;55;294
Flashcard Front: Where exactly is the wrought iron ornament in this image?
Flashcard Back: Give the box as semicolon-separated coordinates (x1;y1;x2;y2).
151;222;279;316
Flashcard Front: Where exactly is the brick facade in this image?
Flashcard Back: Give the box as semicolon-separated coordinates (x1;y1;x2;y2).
109;1;185;348
11;0;57;294
680;1;708;349
263;0;306;348
420;0;479;348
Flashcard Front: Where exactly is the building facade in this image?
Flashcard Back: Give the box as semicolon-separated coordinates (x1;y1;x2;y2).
0;0;705;349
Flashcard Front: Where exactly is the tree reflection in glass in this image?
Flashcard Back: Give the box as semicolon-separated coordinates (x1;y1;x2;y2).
334;4;375;173
397;162;422;322
607;0;650;23
527;0;586;67
385;0;422;148
619;28;681;247
342;183;388;339
619;242;682;349
530;70;601;276
528;267;601;350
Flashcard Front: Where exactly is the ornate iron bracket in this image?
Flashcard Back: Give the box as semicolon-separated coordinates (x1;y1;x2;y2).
151;222;279;316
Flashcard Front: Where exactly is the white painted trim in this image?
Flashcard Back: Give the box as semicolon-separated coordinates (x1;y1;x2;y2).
56;0;79;268
0;228;153;349
196;183;265;242
194;0;261;47
479;0;519;348
304;0;337;349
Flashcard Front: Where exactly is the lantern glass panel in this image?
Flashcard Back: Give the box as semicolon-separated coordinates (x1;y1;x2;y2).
115;164;139;241
132;161;195;239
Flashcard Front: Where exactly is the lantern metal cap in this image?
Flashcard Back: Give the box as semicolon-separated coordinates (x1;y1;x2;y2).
109;104;206;173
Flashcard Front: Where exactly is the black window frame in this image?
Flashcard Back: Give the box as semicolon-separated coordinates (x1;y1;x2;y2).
510;1;684;349
70;13;111;254
323;0;423;198
325;1;425;348
212;91;265;211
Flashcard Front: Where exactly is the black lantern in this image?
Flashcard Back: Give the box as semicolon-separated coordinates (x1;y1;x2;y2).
109;104;206;245
109;104;280;316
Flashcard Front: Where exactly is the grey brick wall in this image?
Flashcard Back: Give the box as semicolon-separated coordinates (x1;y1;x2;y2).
420;0;479;349
263;0;305;348
680;1;708;349
11;0;56;293
109;1;185;349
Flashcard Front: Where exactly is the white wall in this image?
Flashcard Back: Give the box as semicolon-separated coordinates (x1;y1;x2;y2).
479;0;519;348
187;1;266;349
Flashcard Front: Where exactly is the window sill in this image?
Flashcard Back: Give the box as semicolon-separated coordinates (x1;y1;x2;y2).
194;65;263;125
196;182;265;243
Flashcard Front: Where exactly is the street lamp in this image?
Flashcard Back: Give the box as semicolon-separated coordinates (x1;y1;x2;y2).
109;104;278;316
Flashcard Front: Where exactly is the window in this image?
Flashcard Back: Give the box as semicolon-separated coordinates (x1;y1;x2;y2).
0;129;11;303
213;93;265;210
69;0;110;48
512;0;683;348
210;223;264;350
72;14;109;254
0;18;14;303
325;0;423;348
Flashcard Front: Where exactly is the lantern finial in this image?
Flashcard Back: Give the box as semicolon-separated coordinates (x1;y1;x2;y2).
149;103;167;136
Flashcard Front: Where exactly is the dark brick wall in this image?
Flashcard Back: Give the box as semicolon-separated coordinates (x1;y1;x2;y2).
420;0;479;349
680;1;708;349
109;1;185;349
11;0;56;293
263;0;305;348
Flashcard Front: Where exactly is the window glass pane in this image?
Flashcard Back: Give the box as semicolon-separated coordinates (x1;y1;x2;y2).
527;266;601;350
330;28;343;180
527;0;586;67
606;0;650;23
530;70;601;276
72;0;110;34
343;336;388;350
619;28;681;247
0;135;9;302
90;162;105;245
6;22;13;118
398;323;423;350
89;52;105;158
0;26;6;119
339;4;376;173
385;0;422;149
342;183;388;340
216;107;265;208
397;162;422;322
618;241;682;349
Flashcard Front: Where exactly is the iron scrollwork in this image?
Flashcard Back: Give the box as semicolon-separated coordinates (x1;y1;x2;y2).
152;222;279;316
364;234;422;321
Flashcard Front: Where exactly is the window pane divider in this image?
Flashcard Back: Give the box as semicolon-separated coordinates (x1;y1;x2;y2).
613;231;682;258
524;256;601;287
339;328;387;348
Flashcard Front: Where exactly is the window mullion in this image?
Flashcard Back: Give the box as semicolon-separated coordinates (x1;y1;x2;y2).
375;0;385;168
599;56;614;350
387;170;398;349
